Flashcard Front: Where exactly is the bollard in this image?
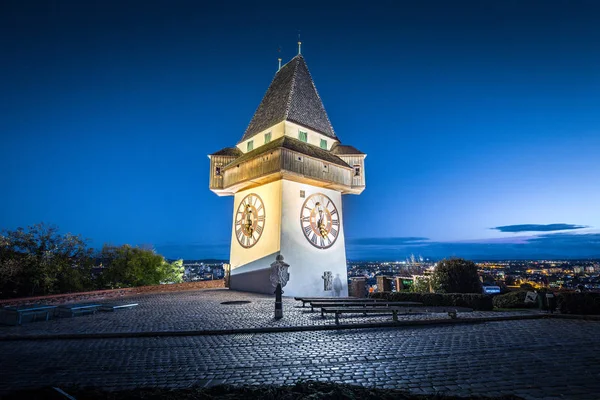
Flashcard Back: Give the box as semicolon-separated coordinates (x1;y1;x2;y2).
270;254;290;320
275;283;283;319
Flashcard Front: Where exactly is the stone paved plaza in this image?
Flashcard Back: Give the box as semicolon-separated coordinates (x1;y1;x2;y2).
1;319;599;399
1;289;599;399
0;288;534;338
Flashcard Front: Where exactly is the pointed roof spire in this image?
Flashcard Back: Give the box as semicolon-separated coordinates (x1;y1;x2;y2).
297;31;302;55
240;55;337;143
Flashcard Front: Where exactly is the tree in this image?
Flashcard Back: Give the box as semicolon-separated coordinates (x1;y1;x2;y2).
431;258;482;294
98;245;184;288
410;275;431;293
160;259;184;284
0;223;94;298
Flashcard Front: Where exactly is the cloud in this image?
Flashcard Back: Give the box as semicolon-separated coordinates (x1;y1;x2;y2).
346;237;429;246
492;224;588;233
345;233;600;260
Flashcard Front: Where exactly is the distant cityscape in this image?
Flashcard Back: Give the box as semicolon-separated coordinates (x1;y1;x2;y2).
179;257;600;292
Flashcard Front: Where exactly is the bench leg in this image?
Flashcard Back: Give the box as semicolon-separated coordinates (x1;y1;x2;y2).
393;310;398;322
321;309;325;318
335;312;340;325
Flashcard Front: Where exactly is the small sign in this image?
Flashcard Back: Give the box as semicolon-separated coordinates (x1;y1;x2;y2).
482;286;501;294
524;291;538;303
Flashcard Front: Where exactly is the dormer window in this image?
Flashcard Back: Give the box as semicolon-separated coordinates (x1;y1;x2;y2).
264;132;271;144
247;140;254;152
298;130;308;143
320;139;327;149
215;164;222;177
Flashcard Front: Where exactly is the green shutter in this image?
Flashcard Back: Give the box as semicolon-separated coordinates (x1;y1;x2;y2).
247;140;253;151
298;131;307;142
320;139;327;149
264;132;271;144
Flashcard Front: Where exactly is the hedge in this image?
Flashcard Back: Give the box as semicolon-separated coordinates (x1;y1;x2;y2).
492;291;537;309
370;291;493;311
557;292;600;315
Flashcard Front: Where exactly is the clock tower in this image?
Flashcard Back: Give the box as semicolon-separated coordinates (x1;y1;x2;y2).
208;52;366;297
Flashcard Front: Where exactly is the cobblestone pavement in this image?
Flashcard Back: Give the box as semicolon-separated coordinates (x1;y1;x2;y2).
1;319;599;399
0;288;536;337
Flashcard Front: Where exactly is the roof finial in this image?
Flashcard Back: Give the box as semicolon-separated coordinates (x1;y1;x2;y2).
297;31;302;55
277;46;282;71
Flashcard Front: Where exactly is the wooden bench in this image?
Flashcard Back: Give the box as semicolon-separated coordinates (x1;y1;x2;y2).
56;303;101;318
99;303;138;312
1;304;57;326
321;307;415;325
295;297;381;307
309;300;423;313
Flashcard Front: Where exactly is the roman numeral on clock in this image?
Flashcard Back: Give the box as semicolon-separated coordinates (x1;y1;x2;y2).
330;227;338;238
310;233;318;245
255;225;263;235
303;225;312;236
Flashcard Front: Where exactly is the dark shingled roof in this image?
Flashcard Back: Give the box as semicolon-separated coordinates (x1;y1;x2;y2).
330;143;365;155
240;55;337;143
224;136;350;170
210;147;243;157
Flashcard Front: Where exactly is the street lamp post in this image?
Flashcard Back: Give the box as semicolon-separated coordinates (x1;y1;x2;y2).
270;254;290;319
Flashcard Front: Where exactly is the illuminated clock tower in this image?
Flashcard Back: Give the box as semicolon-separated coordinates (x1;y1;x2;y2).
208;47;366;297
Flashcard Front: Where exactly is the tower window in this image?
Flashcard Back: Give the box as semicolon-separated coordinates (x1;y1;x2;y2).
215;164;222;176
247;140;254;152
354;164;361;177
320;139;327;149
298;130;308;142
264;132;271;144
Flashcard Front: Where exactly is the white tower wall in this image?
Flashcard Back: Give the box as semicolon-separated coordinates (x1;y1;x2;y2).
229;179;348;297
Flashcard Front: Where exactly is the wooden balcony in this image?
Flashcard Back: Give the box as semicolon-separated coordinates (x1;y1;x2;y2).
210;148;366;196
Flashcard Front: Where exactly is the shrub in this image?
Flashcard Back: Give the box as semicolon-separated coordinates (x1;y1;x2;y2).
492;291;537;309
431;258;482;294
0;223;94;298
556;292;600;315
370;291;493;311
410;276;431;293
98;245;184;288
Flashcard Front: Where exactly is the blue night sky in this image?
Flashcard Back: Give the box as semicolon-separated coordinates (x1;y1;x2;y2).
1;0;599;260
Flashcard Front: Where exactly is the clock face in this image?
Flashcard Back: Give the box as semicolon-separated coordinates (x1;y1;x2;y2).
235;193;265;248
300;193;340;249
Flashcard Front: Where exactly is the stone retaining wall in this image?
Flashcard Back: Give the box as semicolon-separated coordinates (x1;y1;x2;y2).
0;280;225;307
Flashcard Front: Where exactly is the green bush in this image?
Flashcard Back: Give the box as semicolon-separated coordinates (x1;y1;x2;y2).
370;291;493;311
492;291;537;309
556;292;600;315
431;258;482;294
99;245;184;288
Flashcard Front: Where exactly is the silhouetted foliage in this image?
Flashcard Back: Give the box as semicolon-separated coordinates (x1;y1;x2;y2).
0;223;94;298
0;223;184;298
431;258;482;294
492;291;537;309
